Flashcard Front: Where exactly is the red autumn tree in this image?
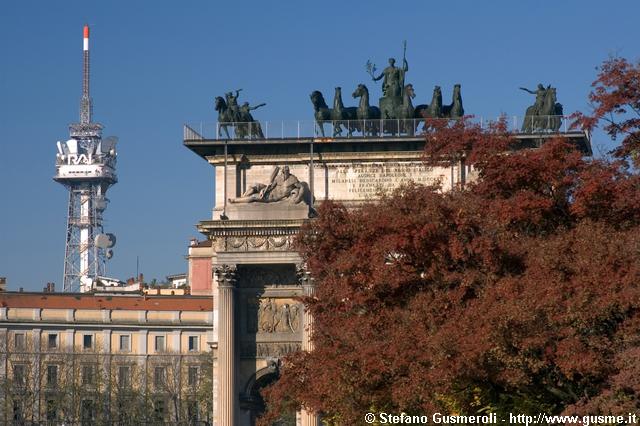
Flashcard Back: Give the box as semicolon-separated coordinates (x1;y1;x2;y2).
259;62;640;425
574;57;640;166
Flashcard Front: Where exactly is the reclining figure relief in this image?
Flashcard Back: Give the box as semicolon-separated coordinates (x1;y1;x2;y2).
229;166;312;206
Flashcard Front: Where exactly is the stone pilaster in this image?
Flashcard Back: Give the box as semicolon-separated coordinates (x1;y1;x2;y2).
215;264;237;426
297;265;320;426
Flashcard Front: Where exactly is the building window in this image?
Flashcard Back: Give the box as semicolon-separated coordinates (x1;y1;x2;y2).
47;364;58;387
48;333;58;349
82;365;95;385
188;366;198;387
119;335;130;352
116;400;129;424
14;333;25;351
187;400;199;422
13;364;25;386
154;366;165;389
83;334;93;350
155;335;165;352
153;399;165;421
188;336;199;352
118;365;130;388
81;399;95;425
12;399;23;422
46;399;57;422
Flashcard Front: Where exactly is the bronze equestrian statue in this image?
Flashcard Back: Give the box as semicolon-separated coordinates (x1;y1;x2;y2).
215;90;266;139
521;84;563;132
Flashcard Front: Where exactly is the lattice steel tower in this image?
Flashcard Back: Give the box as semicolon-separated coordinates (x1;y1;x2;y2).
54;25;117;293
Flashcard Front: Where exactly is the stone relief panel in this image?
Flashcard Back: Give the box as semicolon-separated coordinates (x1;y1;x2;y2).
246;297;301;334
236;264;298;288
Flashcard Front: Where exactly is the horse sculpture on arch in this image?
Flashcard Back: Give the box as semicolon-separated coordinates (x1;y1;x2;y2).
215;96;235;139
442;84;464;118
214;93;266;139
521;85;563;133
352;84;381;136
310;90;341;137
414;84;465;130
332;87;359;137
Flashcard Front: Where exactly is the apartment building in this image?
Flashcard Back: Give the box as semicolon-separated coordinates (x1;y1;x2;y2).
0;291;213;424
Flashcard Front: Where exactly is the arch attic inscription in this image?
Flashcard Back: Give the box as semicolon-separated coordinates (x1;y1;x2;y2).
329;162;447;198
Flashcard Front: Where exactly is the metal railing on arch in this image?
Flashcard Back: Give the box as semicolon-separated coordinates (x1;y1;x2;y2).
184;116;578;142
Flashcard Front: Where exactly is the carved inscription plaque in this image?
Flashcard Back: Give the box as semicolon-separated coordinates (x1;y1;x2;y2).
236;264;298;288
328;162;448;199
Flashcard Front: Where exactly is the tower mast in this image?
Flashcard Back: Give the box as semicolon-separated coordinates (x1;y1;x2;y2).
80;24;92;125
54;25;117;293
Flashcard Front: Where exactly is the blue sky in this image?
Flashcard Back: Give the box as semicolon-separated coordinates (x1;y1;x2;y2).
0;1;638;291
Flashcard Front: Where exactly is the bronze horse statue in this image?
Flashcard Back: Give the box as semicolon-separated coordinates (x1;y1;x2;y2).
415;84;464;121
522;86;563;132
332;87;359;137
442;84;464;118
215;96;235;139
414;85;443;128
215;96;265;139
377;84;418;135
352;84;381;136
310;90;341;137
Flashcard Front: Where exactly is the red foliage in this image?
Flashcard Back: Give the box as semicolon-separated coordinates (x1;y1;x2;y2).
260;63;640;424
574;57;640;166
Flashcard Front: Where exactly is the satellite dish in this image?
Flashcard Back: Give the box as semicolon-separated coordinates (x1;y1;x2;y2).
106;249;114;259
95;234;109;249
106;233;116;248
95;233;116;249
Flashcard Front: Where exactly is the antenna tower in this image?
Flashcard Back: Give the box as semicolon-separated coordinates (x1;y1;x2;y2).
54;25;117;293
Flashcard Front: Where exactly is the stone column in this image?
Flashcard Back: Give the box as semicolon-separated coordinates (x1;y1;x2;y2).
102;330;112;420
33;328;42;422
298;265;320;426
215;264;237;426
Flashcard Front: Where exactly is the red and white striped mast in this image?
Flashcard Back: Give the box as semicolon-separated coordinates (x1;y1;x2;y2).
80;24;92;124
55;25;118;293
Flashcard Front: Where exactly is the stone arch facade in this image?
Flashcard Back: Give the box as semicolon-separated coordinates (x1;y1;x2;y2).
240;362;296;425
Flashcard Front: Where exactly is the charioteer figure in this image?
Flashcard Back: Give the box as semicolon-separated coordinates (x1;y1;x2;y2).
239;101;265;122
239;101;266;138
215;89;267;139
367;41;411;121
520;83;563;132
225;89;242;121
519;84;547;115
373;57;409;99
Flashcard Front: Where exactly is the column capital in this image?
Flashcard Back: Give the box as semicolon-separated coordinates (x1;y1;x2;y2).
215;264;237;288
296;263;315;293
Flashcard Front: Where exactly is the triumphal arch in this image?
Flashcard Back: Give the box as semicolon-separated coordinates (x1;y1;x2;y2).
184;53;590;425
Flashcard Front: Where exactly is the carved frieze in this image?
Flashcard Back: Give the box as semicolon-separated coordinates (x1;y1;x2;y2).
216;235;294;252
240;342;302;358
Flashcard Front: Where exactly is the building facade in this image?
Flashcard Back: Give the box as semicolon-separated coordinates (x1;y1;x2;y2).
185;133;476;426
183;124;591;426
0;292;213;424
